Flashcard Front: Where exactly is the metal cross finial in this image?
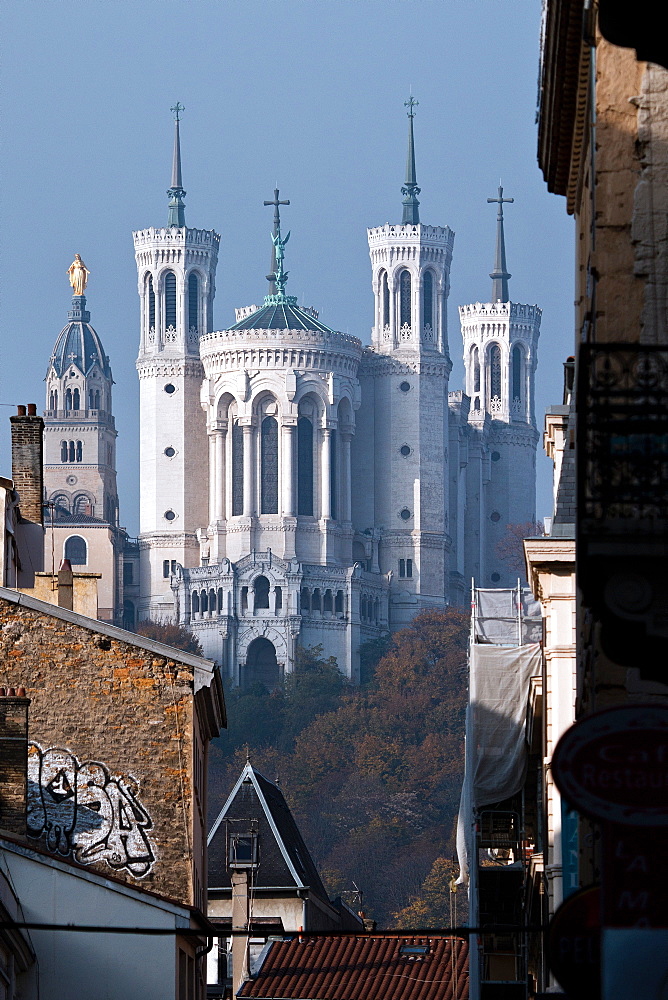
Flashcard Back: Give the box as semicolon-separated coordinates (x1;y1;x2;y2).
170;102;185;122
487;183;514;219
264;188;290;294
405;96;419;118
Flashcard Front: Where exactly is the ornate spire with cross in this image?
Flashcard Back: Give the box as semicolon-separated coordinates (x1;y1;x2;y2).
167;103;187;227
487;183;514;303
401;96;421;225
264;188;290;294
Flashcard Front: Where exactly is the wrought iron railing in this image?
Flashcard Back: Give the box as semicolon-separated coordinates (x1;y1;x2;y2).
578;344;668;525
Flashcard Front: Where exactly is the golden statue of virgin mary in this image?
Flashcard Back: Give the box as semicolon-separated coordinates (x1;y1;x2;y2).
67;254;90;296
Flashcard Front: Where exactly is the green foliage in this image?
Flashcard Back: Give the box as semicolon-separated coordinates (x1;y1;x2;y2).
135;619;203;656
208;609;469;928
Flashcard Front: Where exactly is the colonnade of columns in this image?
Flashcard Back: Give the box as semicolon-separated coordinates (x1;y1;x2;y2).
207;418;353;524
373;269;446;352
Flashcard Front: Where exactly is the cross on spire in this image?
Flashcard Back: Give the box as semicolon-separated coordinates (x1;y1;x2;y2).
487;183;514;303
402;97;421;225
167;104;186;227
264;188;290;294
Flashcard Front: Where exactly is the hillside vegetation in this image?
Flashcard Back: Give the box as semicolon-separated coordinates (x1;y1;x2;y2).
208;608;468;926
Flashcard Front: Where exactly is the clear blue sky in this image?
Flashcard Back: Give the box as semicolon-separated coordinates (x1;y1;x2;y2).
0;0;573;536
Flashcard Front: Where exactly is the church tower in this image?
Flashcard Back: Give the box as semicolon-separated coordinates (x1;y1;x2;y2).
459;187;541;587
43;261;125;620
362;100;455;628
134;107;220;620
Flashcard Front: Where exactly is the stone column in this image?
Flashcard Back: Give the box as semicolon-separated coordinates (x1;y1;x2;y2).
242;423;254;517
321;427;332;520
282;423;295;516
208;432;217;524
341;431;352;522
215;427;226;521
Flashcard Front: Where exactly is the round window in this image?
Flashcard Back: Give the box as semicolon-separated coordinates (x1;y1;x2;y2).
400;508;412;521
164;447;176;458
491;572;501;583
164;384;176;395
399;381;411;393
491;451;501;462
66;475;78;486
164;509;176;521
400;445;411;457
490;511;501;522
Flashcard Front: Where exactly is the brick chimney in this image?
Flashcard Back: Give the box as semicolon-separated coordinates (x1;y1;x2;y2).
10;404;44;525
0;686;30;836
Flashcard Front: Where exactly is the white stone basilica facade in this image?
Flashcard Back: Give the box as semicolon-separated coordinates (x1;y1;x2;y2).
131;110;540;685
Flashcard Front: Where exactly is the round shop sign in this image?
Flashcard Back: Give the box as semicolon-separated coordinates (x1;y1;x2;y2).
552;704;668;826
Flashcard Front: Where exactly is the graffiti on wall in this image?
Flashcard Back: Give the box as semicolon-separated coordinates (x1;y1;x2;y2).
27;742;156;878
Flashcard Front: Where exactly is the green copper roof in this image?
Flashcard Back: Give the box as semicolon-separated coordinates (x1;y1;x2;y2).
230;295;337;333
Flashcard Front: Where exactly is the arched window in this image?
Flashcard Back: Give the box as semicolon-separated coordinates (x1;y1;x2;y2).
260;416;279;514
423;271;433;328
73;388;80;410
60;441;68;463
329;429;337;520
75;441;82;463
335;590;344;614
490;344;502;402
253;575;270;611
512;345;522;403
300;587;310;612
209;589;216;614
164;271;177;330
94;389;100;409
123;600;135;631
188;273;199;331
64;535;87;566
68;441;75;463
65;389;73;411
245;637;279;692
400;270;411;326
275;586;283;613
50;390;58;410
473;346;480;393
297;417;313;515
380;270;389;327
232;420;244;516
323;589;333;613
218;588;224;612
51;494;69;515
312;588;321;612
73;494;91;517
147;274;155;330
192;592;200;614
201;590;208;614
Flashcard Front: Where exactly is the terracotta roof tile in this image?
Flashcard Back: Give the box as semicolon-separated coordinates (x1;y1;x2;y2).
239;936;468;1000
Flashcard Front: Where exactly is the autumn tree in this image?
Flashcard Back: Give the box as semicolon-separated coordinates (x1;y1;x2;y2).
495;521;544;577
393;856;460;928
135;619;203;655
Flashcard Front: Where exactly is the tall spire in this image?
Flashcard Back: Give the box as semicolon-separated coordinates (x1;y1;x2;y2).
401;97;421;225
264;188;290;294
487;183;514;303
167;103;186;228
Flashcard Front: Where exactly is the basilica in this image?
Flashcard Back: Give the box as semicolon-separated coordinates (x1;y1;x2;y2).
43;106;540;685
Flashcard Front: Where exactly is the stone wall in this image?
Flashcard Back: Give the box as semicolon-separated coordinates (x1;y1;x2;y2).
0;588;223;909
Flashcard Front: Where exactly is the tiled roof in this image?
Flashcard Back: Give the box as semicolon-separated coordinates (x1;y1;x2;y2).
239;935;469;1000
208;763;329;902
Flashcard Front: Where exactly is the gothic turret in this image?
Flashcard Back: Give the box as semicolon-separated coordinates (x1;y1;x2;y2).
134;107;220;620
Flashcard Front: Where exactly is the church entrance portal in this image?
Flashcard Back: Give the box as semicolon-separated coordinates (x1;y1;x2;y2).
244;637;280;691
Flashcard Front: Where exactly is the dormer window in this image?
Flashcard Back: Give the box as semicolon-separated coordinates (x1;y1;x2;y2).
228;832;258;869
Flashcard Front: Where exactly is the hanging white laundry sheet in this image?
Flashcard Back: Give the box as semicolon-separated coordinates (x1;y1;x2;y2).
456;642;542;885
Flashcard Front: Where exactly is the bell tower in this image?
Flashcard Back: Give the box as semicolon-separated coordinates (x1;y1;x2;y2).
459;187;541;587
134;105;220;620
365;100;455;628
